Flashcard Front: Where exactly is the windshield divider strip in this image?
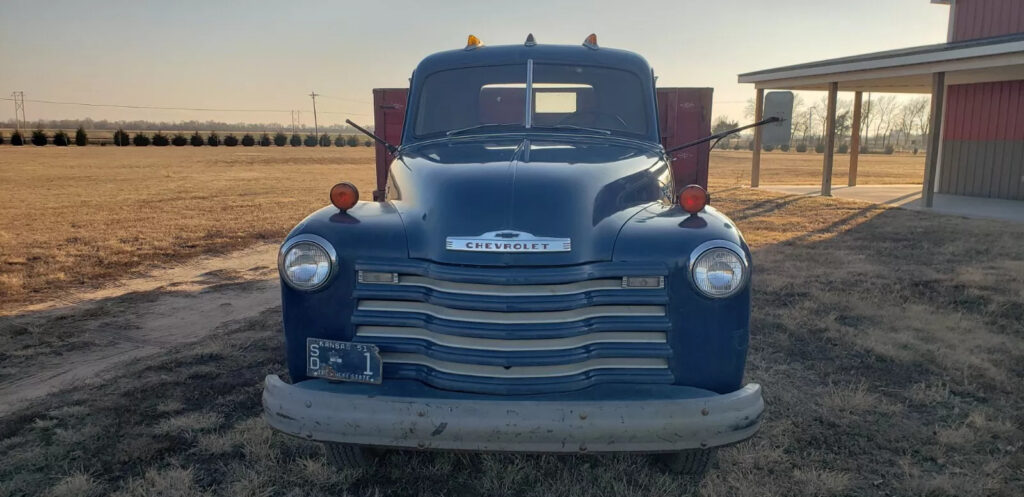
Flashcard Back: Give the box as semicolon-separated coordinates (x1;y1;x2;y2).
524;59;533;129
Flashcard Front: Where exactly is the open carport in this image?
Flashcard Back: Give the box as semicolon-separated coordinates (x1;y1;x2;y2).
739;31;1024;208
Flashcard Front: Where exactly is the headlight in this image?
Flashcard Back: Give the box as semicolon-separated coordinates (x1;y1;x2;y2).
690;242;747;298
279;235;336;290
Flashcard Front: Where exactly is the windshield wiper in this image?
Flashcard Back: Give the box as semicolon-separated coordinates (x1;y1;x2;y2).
530;124;611;135
446;123;520;137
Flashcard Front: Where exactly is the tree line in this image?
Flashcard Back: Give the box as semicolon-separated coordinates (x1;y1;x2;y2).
1;128;375;148
729;93;933;154
0;118;368;134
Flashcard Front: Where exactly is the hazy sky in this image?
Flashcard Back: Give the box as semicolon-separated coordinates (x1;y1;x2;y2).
1;0;949;127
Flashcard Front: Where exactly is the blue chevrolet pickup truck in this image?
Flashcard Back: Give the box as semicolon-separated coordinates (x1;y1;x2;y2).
263;34;767;477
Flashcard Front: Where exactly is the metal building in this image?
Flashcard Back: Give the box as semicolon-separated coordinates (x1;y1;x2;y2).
739;0;1024;205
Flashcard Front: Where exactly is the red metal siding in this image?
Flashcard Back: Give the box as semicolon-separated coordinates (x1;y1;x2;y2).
371;88;408;201
952;0;1024;41
940;80;1024;199
943;81;1024;140
656;88;713;190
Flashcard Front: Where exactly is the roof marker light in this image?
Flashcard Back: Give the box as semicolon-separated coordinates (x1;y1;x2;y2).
679;185;709;215
524;33;536;47
583;33;599;49
465;34;483;50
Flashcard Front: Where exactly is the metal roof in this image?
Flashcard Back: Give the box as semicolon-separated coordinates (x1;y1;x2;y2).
738;33;1024;93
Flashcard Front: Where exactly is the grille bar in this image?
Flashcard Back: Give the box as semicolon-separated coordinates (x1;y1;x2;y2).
382;353;668;379
357;326;666;351
357;300;665;324
394;275;625;296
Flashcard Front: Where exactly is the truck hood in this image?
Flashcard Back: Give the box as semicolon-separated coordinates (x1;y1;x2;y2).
390;136;668;266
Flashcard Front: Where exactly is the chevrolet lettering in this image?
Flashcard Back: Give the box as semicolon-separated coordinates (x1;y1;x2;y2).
263;33;773;478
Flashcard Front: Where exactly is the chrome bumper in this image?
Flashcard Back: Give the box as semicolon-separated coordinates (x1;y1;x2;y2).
263;375;763;453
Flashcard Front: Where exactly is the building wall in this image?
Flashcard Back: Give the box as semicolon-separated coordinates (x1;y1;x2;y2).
939;80;1024;200
951;0;1024;41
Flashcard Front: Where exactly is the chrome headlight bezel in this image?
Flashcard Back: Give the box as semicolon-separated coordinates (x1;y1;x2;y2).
688;240;749;299
278;234;338;291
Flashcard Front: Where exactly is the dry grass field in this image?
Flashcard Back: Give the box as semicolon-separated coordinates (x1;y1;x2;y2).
0;147;376;313
0;147;1022;496
708;150;925;189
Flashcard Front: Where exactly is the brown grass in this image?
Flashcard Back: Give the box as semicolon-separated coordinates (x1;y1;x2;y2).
708;150;925;189
1;183;1021;496
0;147;376;313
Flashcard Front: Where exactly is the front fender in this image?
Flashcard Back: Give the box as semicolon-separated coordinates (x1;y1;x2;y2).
613;204;752;393
280;202;408;381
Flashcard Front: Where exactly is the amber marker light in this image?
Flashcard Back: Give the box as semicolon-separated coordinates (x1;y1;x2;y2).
465;34;483;50
330;182;359;212
679;185;709;214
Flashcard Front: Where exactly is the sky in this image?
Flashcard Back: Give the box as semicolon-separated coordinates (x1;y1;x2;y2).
0;0;950;127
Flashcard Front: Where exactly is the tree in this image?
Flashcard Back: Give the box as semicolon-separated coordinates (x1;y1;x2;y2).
259;133;272;146
152;132;170;146
52;130;70;146
304;134;318;147
241;133;256;146
31;129;48;146
712;116;740;135
345;135;359;147
171;133;188;146
11;130;25;146
273;132;288;146
363;139;373;147
190;131;204;146
334;135;345;147
224;134;239;146
133;133;151;146
207;132;221;147
319;134;331;147
75;127;88;146
290;133;302;147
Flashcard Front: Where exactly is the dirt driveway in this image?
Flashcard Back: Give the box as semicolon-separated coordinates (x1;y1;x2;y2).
0;243;281;416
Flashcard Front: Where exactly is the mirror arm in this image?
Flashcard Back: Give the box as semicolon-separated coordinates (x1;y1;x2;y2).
665;116;783;154
346;119;398;154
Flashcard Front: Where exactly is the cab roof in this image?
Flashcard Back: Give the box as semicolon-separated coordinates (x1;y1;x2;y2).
413;43;655;76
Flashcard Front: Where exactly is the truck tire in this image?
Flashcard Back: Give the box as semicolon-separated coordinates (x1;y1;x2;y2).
323;443;376;469
657;448;716;476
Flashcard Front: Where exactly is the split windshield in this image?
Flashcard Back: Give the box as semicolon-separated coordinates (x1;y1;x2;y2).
413;62;651;140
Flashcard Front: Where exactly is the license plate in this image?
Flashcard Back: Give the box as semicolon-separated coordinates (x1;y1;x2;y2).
307;338;382;384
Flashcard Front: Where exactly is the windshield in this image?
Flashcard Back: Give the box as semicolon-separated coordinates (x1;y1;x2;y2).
413;62;651;140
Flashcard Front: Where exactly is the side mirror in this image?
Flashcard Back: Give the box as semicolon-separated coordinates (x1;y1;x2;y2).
761;91;793;147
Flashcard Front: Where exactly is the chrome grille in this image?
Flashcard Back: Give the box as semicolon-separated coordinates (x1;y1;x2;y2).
351;267;673;394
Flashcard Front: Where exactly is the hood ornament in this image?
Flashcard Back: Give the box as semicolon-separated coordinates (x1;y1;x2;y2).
446;231;571;253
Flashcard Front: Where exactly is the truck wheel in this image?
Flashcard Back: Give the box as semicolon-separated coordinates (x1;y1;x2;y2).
657;448;716;476
323;443;376;469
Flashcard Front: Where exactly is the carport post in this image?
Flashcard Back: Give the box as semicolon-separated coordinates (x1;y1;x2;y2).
923;72;945;208
849;91;863;186
821;82;838;196
751;88;764;187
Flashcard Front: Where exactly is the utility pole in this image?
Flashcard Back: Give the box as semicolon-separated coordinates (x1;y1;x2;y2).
308;91;320;138
11;91;25;131
290;110;296;134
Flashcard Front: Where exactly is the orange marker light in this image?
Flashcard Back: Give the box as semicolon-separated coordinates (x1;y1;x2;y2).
465;34;483;50
679;185;708;214
330;182;359;211
583;33;599;49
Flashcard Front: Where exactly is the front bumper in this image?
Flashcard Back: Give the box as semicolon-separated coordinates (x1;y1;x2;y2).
262;375;764;453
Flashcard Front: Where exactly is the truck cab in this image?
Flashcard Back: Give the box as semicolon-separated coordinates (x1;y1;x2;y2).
263;35;763;476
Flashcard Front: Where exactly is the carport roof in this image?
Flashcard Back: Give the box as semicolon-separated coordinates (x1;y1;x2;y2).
738;33;1024;93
